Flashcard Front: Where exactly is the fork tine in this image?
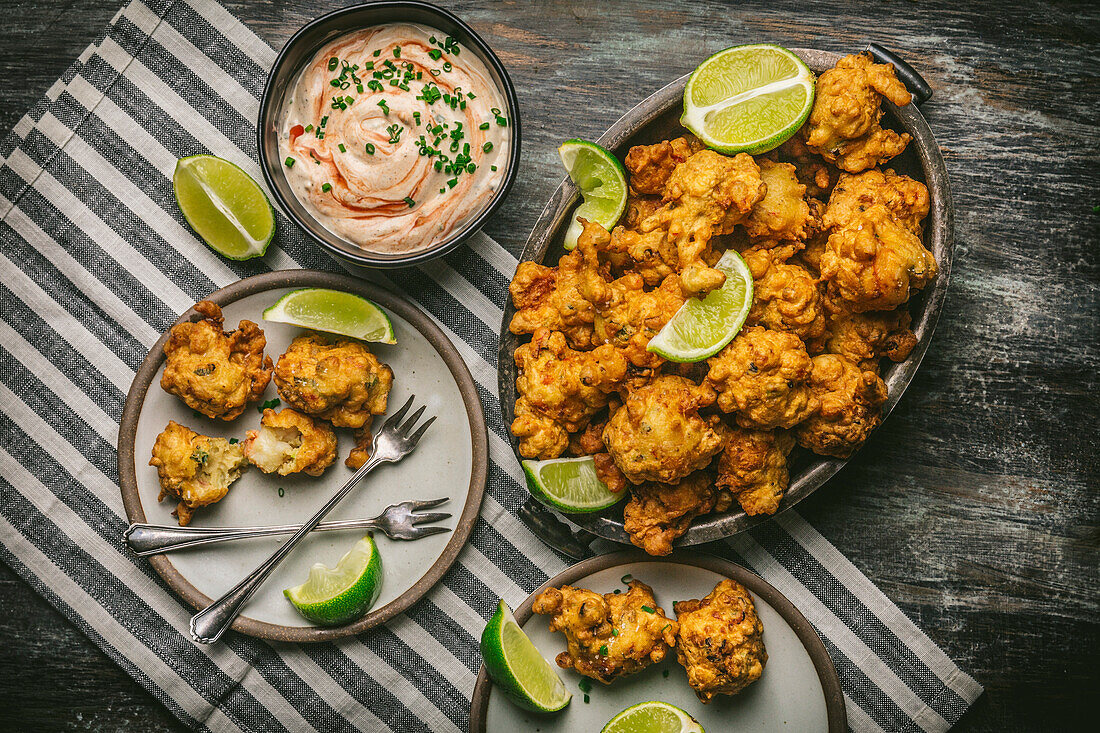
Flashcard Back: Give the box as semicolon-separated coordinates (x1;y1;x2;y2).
384;395;415;429
411;512;451;526
400;405;427;435
408;525;451;539
410;498;449;511
406;415;437;447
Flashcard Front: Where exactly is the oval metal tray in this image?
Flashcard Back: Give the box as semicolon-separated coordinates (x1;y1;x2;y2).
497;49;953;546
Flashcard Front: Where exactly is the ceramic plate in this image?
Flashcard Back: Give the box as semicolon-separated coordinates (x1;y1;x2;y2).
470;551;846;732
118;270;487;642
497;48;953;546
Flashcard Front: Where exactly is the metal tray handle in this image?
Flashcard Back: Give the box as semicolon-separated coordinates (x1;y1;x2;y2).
868;42;933;105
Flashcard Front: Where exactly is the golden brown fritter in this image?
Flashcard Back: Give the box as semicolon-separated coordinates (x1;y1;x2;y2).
512;397;569;460
623;472;729;556
345;418;374;470
274;333;393;429
622;190;664;230
605;222;678;288
742;247;826;341
590;272;687;369
512;329;628;459
744;158;815;243
623;136;705;195
603;375;729;485
819;306;917;371
802;53;913;173
508;235;606;349
661;150;766;296
532;579;678;684
707;327;818;429
715;427;796;516
796;353;888;457
160;301;273;420
149;421;246;526
824;169;930;236
242;407;337;477
674;579;767;702
820;204;937;312
777;135;839;199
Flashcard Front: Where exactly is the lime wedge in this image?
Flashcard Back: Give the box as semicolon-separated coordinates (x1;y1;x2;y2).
523;456;625;513
173;155;274;260
284;535;382;626
263;288;396;344
559;139;628;250
647;249;753;362
682;44;814;155
602;701;704;733
481;599;571;713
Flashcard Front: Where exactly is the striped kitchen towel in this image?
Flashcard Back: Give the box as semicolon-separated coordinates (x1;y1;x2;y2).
0;0;982;731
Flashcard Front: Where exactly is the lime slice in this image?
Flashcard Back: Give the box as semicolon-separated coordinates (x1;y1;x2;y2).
284;535;382;626
173;155;275;260
263;288;396;344
481;599;571;713
647;249;753;363
682;44;815;155
523;456;626;513
602;701;704;733
559;139;628;250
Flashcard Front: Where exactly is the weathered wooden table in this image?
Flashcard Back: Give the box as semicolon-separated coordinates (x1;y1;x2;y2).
1;1;1096;730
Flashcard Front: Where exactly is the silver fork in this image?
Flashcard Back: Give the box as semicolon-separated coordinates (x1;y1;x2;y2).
189;395;435;644
124;498;451;556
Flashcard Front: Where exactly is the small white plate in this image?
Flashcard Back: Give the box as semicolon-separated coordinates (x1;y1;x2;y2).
118;270;487;642
470;551;845;732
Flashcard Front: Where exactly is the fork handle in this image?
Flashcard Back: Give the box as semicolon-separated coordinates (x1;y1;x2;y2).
189;452;388;644
125;518;384;556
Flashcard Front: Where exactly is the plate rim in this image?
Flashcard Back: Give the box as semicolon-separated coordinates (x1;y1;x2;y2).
117;268;488;643
496;47;954;545
469;549;847;732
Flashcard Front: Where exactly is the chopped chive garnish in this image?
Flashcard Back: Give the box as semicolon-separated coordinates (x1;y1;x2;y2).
583;694;590;704
467;91;476;99
387;123;403;144
491;107;501;115
365;143;375;154
368;79;383;92
611;628;619;636
316;132;325;139
372;49;381;57
467;163;476;173
404;196;416;207
259;398;280;412
304;124;314;132
393;46;401;57
662;623;671;632
284;156;295;167
439;187;445;194
447;177;458;188
430;69;441;76
378;99;390;115
496;115;508;126
599;645;608;656
330;79;341;87
442;61;452;72
321;182;332;192
491;165;497;171
338;143;346;153
621;574;633;584
413;111;421;124
278;487;284;497
641;605;655;614
428;48;442;61
578;679;592;693
662;669;670;678
482;142;493;153
357;84;364;93
320;116;329;127
328;57;338;71
228;437;238;444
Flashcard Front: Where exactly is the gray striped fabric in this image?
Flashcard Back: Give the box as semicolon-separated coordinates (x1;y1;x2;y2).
0;1;982;731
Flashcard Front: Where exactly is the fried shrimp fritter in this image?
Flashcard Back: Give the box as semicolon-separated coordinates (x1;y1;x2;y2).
242;407;337;477
744;158;815;243
824;169;930;236
274;333;393;429
802;52;913;173
512;328;628;459
706;327;818;430
819;306;917;371
623;472;729;556
160;301;273;420
508;237;605;349
532;579;678;684
603;375;729;485
149;421;246;526
715;427;796;516
796;354;888;457
660;150;766;296
742;247;826;341
820;204;937;312
624;136;705;195
674;579;767;702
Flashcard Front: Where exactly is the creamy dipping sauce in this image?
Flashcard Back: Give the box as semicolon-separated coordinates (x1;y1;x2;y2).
278;24;510;254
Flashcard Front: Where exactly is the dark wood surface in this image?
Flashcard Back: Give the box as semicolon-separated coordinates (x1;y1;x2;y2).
1;1;1096;731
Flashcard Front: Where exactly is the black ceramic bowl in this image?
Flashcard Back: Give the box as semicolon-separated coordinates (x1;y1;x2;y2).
257;1;520;268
